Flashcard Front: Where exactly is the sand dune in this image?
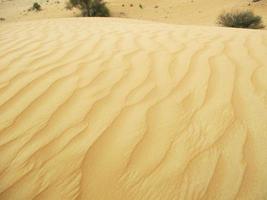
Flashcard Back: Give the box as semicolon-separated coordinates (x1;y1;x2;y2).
0;18;267;200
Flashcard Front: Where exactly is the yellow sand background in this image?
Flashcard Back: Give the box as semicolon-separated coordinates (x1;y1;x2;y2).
0;1;267;200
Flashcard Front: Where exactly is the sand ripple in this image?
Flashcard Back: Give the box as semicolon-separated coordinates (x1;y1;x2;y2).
0;18;267;200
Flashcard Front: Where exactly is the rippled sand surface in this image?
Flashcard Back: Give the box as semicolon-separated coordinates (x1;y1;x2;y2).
0;18;267;200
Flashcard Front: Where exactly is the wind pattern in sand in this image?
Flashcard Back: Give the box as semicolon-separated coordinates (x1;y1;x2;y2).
0;18;267;200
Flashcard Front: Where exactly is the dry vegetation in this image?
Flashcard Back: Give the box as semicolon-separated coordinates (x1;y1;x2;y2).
217;10;265;29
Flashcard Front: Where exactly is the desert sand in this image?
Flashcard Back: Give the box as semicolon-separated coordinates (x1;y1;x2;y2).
0;0;78;22
1;0;267;27
0;17;267;199
107;0;267;26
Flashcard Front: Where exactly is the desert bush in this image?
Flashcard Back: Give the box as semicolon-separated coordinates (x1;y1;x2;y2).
217;10;264;29
32;2;42;11
69;0;110;17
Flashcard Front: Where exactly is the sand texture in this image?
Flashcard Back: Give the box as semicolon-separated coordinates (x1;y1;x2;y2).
1;0;267;27
0;18;267;200
107;0;267;26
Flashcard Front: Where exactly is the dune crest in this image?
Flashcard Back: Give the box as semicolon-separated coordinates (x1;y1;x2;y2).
0;18;267;200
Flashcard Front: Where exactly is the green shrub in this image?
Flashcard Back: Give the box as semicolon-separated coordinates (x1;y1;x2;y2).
69;0;110;17
217;10;264;29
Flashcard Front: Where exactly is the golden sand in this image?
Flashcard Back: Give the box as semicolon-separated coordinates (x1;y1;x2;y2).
0;18;267;199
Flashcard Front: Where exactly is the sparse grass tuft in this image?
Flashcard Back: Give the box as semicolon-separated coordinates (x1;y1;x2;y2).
217;10;264;29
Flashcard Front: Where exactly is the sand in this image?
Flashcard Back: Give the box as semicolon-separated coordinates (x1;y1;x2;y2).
1;0;267;27
0;17;267;199
107;0;267;26
0;0;77;22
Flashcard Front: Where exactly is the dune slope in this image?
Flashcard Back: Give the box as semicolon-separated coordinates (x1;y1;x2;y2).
0;18;267;200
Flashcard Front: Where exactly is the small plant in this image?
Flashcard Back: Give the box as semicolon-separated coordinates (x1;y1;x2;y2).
32;2;42;11
217;10;264;29
139;4;143;9
69;0;110;17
